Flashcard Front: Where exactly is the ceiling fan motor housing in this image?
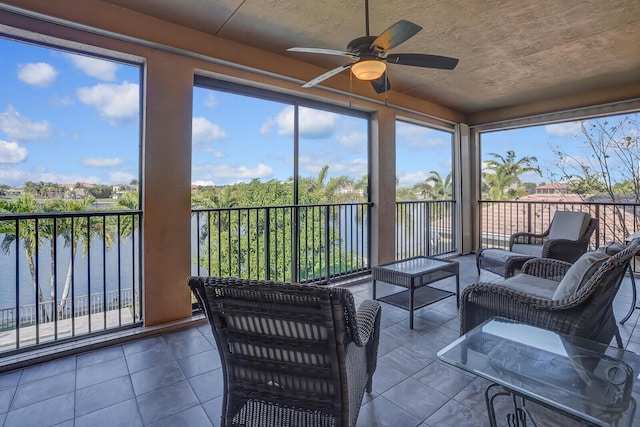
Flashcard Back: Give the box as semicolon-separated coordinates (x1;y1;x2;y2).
347;36;380;57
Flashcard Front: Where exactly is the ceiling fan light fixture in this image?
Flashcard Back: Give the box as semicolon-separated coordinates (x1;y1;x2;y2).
351;60;386;80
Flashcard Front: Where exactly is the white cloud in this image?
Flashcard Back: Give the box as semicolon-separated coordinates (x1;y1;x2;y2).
259;119;275;137
77;81;139;126
108;171;136;184
192;117;227;142
262;106;337;139
83;157;123;167
545;121;584;137
50;95;75;108
397;171;430;187
0;106;53;141
337;130;366;150
0;166;101;187
556;154;588;169
192;162;272;184
396;121;447;149
299;155;367;178
17;62;58;87
204;93;218;107
0;167;30;185
66;53;118;81
192;179;215;186
0;140;28;163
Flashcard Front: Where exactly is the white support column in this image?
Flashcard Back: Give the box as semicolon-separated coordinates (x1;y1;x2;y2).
457;123;476;254
142;52;194;325
370;108;396;266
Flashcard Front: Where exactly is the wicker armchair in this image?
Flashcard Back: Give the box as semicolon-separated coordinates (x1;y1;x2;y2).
461;238;640;348
188;276;381;427
509;212;598;263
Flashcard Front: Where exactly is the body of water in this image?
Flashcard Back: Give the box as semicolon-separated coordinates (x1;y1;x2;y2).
0;233;140;311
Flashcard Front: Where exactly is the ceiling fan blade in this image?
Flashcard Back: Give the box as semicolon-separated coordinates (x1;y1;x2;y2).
287;47;358;59
371;20;422;53
370;73;391;94
386;53;459;70
302;64;351;88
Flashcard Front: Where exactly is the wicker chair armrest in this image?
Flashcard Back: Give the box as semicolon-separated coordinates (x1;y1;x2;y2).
354;299;381;347
521;258;572;281
509;231;547;249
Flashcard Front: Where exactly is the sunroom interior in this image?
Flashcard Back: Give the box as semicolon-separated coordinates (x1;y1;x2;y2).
0;0;640;426
1;1;640;423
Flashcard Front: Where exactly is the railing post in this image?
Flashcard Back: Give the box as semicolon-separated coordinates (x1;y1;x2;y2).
426;202;431;256
263;209;271;280
595;204;600;248
292;205;299;283
324;205;330;284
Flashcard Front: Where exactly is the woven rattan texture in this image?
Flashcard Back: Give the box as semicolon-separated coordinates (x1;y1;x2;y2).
461;238;640;348
188;276;381;427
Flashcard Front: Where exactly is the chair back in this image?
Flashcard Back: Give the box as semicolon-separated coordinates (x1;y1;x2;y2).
189;276;361;427
566;237;640;343
547;211;591;240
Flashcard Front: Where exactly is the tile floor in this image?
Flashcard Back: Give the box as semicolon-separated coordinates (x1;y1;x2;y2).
1;254;639;426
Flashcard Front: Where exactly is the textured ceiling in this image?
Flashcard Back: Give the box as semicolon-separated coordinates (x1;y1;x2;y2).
104;0;640;115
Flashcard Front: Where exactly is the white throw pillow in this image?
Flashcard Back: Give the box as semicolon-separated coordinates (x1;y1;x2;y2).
552;251;609;300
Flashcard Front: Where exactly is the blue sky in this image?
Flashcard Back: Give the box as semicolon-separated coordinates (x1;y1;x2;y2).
482;121;593;185
0;35;604;190
0;37;140;187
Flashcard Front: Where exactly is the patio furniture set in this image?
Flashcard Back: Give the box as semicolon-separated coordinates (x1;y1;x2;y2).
188;210;640;426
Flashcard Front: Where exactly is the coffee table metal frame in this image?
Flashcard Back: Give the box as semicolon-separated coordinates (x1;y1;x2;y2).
372;256;459;329
437;317;639;427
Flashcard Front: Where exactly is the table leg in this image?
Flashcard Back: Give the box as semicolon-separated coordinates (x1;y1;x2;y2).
372;279;377;300
485;384;533;427
456;274;460;308
620;265;637;325
485;383;510;427
410;286;414;330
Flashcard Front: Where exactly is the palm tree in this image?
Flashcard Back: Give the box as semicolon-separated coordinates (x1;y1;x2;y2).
0;196;48;320
483;150;541;200
426;171;453;200
56;198;105;318
413;171;453;200
41;199;69;320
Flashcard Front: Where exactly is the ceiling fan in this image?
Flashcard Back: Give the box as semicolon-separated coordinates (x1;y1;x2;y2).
287;0;459;94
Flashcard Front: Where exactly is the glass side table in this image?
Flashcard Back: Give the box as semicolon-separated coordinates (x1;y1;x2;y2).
437;317;639;427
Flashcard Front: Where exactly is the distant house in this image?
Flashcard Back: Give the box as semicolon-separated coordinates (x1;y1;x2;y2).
61;183;94;199
535;183;567;195
517;183;581;202
112;184;138;199
6;187;23;196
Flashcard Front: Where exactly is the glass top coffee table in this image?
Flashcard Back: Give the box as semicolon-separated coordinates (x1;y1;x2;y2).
372;256;459;329
437;317;639;426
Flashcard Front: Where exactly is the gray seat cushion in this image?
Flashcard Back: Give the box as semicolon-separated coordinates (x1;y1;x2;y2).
481;248;532;262
511;244;543;257
552;251;610;300
500;274;560;299
547;211;590;240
